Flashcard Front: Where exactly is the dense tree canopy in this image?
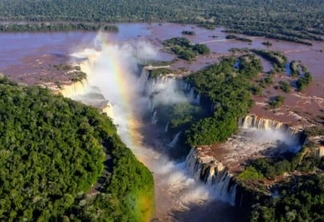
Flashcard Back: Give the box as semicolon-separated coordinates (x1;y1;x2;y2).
185;55;262;146
0;77;153;221
0;0;323;42
250;175;324;222
163;37;210;61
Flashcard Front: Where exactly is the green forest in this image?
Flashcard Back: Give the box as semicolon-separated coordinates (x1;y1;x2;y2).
0;23;119;32
154;55;262;147
185;55;262;146
0;77;154;221
0;0;323;43
163;37;210;61
250;175;324;222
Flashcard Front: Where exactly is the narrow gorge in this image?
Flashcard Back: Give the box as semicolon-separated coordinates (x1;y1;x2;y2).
55;34;308;221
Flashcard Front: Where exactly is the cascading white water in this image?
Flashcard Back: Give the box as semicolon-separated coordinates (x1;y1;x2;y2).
185;148;237;206
67;35;217;220
145;76;188;108
165;121;170;133
181;114;305;209
210;103;215;113
168;131;181;148
188;87;195;102
194;93;201;105
139;67;150;90
151;110;158;124
148;99;154;112
239;114;303;153
241;114;286;130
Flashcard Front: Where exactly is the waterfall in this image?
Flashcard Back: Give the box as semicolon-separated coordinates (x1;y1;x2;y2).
233;60;240;69
239;114;305;153
240;114;286;130
139;67;149;89
168;131;181;148
212;171;237;205
285;62;292;75
151;111;158;125
185;148;237;206
210;103;215;113
148;99;155;112
58;79;89;97
188;87;195;102
194;93;201;105
179;81;188;91
165;122;170;133
186;83;191;91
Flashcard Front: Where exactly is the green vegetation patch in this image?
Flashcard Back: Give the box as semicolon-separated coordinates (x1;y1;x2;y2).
269;95;285;108
0;0;323;43
251;50;287;73
289;60;300;77
182;30;195;36
163;37;210;61
259;76;273;88
184;55;262;146
296;72;313;91
51;64;87;82
250;174;324;222
237;146;323;183
226;34;252;43
149;68;171;78
168;103;201;130
0;23;119;32
278;81;291;93
0;77;153;221
262;41;272;46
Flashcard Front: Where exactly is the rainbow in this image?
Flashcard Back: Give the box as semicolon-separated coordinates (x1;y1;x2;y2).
95;33;143;156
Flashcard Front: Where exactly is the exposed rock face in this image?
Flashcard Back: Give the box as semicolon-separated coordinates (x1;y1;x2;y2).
186;148;237;206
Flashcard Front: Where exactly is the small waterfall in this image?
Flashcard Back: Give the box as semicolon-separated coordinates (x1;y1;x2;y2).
188;87;195;102
165;122;170;133
239;114;305;153
212;171;237;205
179;81;189;91
230;184;237;206
233;60;240;69
59;78;89;97
186;83;191;91
194;93;201;105
151;111;158;125
139;67;149;89
185;148;237;206
168;131;181;148
148;99;155;112
285;62;292;75
210;103;215;113
240;114;285;130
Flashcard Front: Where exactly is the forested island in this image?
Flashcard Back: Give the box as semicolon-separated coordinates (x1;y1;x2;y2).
163;37;210;61
0;77;154;221
0;0;324;44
